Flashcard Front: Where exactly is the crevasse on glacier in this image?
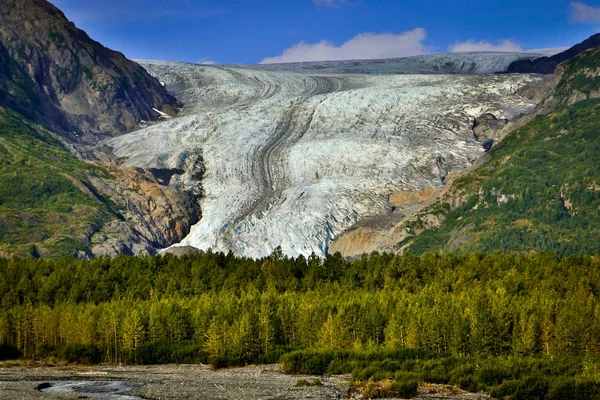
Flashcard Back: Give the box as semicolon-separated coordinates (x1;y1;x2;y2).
107;53;544;258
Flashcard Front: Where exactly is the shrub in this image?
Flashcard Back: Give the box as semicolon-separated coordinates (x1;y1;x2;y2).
477;363;515;386
136;341;209;365
62;344;101;364
547;378;600;400
281;350;339;375
0;344;20;360
513;375;549;400
295;378;323;387
390;378;419;398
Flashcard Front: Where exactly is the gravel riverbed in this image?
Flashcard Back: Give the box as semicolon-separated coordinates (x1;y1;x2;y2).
0;363;489;399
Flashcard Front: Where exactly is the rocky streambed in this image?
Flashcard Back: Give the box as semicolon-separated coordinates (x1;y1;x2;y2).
0;364;346;400
0;363;489;400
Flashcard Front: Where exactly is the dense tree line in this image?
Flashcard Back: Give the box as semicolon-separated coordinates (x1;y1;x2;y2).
1;251;600;365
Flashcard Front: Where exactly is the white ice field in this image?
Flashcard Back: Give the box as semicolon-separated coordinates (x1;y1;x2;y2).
107;53;545;258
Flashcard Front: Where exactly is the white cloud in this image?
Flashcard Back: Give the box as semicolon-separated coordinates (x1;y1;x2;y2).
449;39;523;53
197;57;216;65
313;0;347;7
570;2;600;23
260;28;428;64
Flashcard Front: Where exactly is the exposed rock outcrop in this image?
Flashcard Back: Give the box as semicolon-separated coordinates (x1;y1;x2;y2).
160;246;205;257
87;163;203;258
0;0;179;142
472;113;507;147
329;187;443;258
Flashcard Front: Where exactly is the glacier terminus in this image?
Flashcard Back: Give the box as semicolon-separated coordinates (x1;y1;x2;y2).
106;52;547;258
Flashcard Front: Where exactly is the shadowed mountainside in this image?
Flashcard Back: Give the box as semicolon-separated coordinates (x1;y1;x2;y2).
507;33;600;74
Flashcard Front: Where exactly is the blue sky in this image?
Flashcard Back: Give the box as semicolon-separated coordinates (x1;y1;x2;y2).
50;0;600;64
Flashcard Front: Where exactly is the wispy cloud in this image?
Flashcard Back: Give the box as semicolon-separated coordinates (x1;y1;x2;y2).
196;57;216;65
449;39;522;53
313;0;347;7
261;28;428;64
570;2;600;23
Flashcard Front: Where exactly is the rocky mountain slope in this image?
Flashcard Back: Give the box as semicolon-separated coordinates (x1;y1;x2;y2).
0;0;199;258
107;56;545;258
0;0;179;142
0;104;201;259
507;33;600;74
338;47;600;257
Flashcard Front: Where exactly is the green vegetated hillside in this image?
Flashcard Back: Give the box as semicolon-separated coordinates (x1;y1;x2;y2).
0;108;118;258
400;48;600;256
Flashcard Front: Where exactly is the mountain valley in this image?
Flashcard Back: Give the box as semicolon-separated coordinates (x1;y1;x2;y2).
3;2;600;399
0;0;599;261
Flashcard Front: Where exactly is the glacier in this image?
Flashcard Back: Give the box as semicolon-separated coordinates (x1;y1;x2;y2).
106;53;545;258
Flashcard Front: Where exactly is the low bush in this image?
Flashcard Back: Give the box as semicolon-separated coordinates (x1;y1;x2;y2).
0;343;20;360
390;378;419;398
295;378;323;387
61;344;101;365
135;341;208;365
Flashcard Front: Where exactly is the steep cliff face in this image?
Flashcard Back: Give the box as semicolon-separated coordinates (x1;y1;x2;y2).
0;0;179;141
87;163;202;258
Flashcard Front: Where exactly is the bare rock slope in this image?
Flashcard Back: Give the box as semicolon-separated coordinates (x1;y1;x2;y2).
0;0;179;141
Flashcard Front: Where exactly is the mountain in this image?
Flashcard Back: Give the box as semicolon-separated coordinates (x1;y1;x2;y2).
507;33;600;74
335;47;600;257
1;0;598;260
0;0;179;142
0;0;199;258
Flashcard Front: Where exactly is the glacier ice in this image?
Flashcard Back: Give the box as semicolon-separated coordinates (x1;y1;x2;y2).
237;51;543;75
107;53;544;258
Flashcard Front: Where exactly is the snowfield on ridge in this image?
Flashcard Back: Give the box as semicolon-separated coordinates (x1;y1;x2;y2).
107;53;544;258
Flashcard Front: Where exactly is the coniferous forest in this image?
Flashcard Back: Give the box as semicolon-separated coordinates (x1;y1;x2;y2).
2;251;600;398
